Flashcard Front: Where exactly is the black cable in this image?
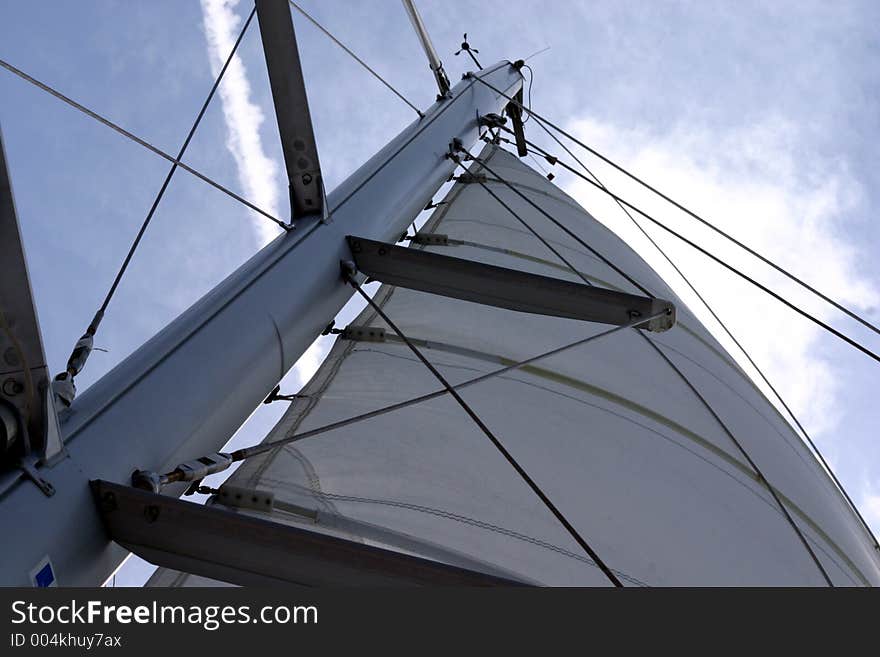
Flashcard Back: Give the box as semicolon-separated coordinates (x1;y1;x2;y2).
344;269;625;587
91;8;256;331
456;146;653;297
454;159;588;283
516;132;880;552
58;8;257;378
471;73;880;342
0;57;286;229
472;143;834;585
513;143;880;366
230;313;658;462
288;0;423;117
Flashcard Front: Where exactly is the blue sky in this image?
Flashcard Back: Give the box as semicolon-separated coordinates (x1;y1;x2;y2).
2;0;879;585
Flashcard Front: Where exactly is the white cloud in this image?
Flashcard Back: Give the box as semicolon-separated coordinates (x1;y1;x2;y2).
292;337;328;387
862;492;880;538
199;0;282;247
199;0;324;390
558;115;878;439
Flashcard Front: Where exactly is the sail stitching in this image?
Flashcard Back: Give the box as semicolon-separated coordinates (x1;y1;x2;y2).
265;343;863;586
348;343;864;585
468;144;837;585
475;73;880;345
380;317;834;477
511;129;880;555
444;228;858;485
243;174;477;487
344;272;626;587
261;478;649;587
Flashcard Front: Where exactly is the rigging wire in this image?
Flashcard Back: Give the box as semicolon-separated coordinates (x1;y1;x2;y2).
0;58;288;231
287;0;423;117
64;7;260;377
454;145;653;297
472;143;834;585
526;151;548;175
647;334;834;585
451;156;592;291
510;131;880;551
229;312;661;460
471;73;880;343
504;140;880;367
343;268;625;587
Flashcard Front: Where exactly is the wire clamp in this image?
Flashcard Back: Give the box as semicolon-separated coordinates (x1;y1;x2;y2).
339;325;387;343
478;113;507;129
18;457;55;497
409;232;449;246
455;172;488;184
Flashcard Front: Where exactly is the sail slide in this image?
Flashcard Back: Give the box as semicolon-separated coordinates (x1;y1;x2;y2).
152;144;880;586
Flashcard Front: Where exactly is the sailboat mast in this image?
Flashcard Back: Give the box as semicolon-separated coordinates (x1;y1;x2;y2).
0;61;523;585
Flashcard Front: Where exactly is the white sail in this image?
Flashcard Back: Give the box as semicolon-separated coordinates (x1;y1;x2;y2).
151;143;880;586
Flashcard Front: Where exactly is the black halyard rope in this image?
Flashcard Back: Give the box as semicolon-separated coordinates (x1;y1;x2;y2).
470;143;834;585
343;269;625;587
514;130;880;553
471;73;880;343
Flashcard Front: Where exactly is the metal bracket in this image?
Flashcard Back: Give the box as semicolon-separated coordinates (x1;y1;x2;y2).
339;325;387;343
263;384;309;404
409;232;450;246
91;479;523;586
1;126;61;466
347;236;676;332
256;0;323;220
215;484;275;512
505;85;528;157
456;172;488;184
18;457;55;497
478;113;507;129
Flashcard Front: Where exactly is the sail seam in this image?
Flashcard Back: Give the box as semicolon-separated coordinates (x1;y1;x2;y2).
439;232;851;496
260;477;649;586
336;344;863;585
242;166;478;485
379;321;825;475
470;144;837;585
345;273;626;586
513;126;880;557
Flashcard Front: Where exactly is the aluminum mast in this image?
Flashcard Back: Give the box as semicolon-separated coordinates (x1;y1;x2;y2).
0;61;522;586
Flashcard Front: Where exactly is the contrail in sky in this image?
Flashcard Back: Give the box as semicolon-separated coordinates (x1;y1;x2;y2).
199;0;281;247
